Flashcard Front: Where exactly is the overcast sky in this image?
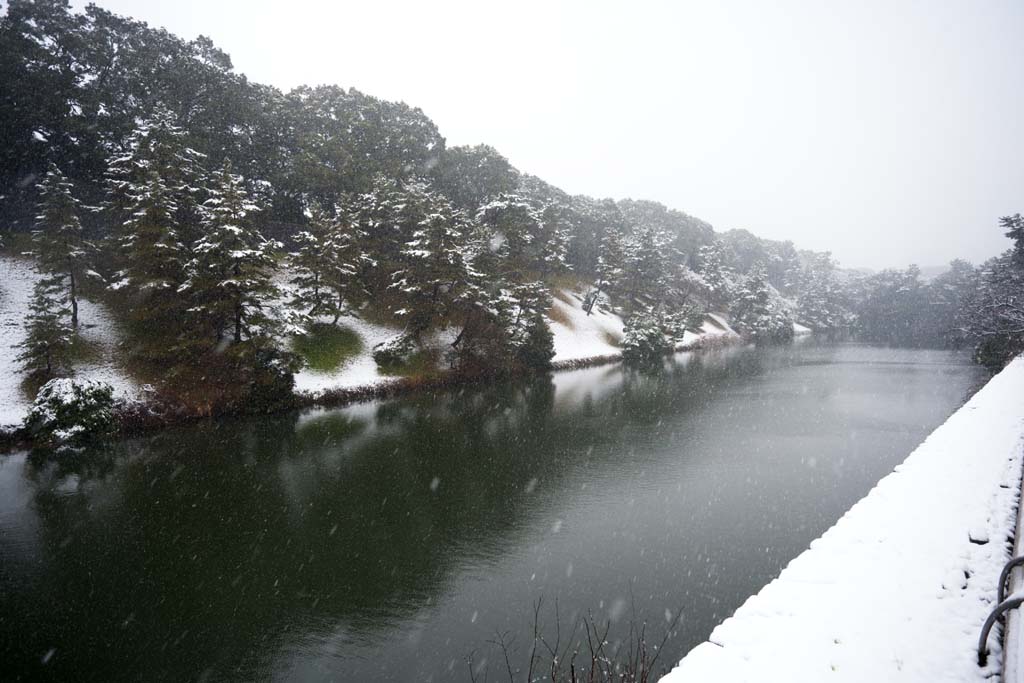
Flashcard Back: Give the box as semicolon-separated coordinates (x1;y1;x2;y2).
75;0;1024;270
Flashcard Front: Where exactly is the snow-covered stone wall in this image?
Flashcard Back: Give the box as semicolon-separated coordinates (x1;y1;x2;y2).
663;356;1024;683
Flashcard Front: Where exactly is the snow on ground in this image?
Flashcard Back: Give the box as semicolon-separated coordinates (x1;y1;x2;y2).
0;254;139;429
0;256;35;428
74;296;140;405
679;312;741;348
663;356;1024;683
291;313;401;395
548;289;625;362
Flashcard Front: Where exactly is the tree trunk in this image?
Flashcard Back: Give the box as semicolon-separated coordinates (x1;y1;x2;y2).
234;302;243;343
69;268;78;329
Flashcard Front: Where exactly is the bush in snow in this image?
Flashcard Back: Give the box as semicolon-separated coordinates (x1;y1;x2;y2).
23;378;115;448
247;347;300;412
373;333;418;368
621;312;673;364
516;311;555;370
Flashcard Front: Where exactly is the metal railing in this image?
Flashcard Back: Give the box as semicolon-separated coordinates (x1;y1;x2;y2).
978;555;1024;666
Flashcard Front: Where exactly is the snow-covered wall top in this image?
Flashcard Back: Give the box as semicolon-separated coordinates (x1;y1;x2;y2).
663;357;1024;683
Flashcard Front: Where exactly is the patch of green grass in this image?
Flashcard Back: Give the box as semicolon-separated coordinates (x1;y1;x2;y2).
67;333;103;364
293;324;363;372
378;348;441;378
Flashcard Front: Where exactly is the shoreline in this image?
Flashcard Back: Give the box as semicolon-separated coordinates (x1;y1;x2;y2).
0;327;744;453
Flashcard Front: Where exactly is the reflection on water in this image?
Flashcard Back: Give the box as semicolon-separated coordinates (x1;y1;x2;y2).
0;342;985;681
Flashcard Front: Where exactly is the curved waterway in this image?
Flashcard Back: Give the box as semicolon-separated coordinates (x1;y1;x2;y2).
0;342;986;681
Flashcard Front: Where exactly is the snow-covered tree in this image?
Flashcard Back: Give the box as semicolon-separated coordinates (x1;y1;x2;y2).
183;160;281;344
289;200;353;322
731;261;794;343
390;192;472;334
17;276;72;381
795;252;847;331
585;223;627;314
697;241;733;307
33;164;89;328
622;311;673;364
475;193;546;280
622;224;671;304
105;106;207;325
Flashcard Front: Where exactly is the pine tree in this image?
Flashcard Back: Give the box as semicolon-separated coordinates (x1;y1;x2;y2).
622;224;670;304
731;261;793;342
183;160;281;344
585;224;626;314
105;106;206;328
289;201;347;321
33;163;88;329
697;241;733;307
17;275;72;382
475;193;545;281
390;190;471;334
796;252;845;331
1001;214;1024;265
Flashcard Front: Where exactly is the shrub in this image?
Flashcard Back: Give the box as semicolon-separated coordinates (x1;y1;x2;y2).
248;347;301;412
372;333;418;368
622;313;673;364
23;378;115;449
517;312;555;370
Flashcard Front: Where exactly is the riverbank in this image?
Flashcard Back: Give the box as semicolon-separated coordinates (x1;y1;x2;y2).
0;271;746;450
662;355;1024;682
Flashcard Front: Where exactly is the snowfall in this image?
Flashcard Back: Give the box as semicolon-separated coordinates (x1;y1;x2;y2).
663;355;1024;683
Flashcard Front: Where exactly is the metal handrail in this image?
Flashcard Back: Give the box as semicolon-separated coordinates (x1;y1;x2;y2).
978;554;1024;666
979;594;1024;666
1000;556;1024;604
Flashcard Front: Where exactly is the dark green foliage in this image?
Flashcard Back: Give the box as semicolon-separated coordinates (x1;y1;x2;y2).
246;347;300;412
33;163;88;328
23;378;115;448
17;275;73;382
182;160;282;345
372;333;419;368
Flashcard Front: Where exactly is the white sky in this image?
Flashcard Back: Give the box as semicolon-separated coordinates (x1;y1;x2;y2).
74;0;1024;269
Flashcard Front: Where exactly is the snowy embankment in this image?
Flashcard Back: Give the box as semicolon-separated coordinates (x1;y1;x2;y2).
663;356;1024;683
0;255;139;429
548;289;740;366
295;288;743;398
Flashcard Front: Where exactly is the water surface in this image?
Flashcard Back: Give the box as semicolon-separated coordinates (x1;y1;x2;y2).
0;342;986;681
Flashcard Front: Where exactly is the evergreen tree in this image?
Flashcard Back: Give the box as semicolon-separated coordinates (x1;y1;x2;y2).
289;201;348;321
585;223;626;314
795;252;846;331
622;224;670;304
389;191;471;335
697;241;733;307
105;106;206;329
1002;213;1024;265
17;276;72;382
33;163;89;328
731;261;793;343
475;193;545;281
183;160;281;344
